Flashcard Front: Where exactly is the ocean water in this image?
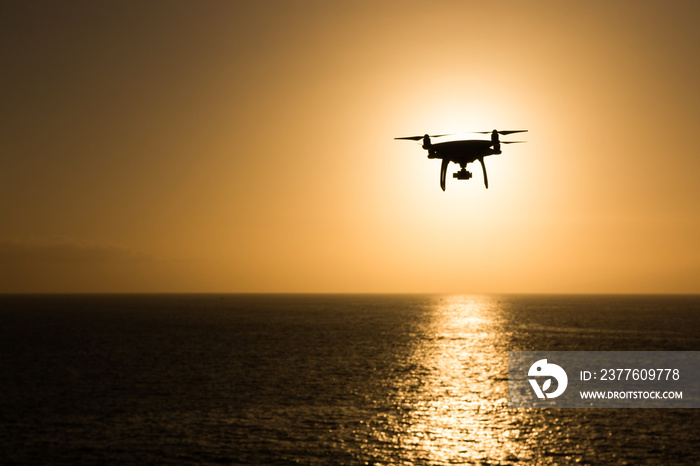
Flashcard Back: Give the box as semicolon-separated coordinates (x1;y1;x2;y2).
0;294;699;465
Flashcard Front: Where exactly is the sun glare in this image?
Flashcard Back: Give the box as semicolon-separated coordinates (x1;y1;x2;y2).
371;295;524;463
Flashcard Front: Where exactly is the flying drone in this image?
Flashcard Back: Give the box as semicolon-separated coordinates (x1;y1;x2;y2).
395;129;527;190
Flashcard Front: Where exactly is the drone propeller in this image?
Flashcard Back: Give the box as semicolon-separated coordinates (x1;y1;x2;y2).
395;134;451;141
500;141;526;144
474;130;528;135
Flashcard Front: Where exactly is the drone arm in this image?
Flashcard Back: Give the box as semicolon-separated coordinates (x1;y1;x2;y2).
440;158;449;191
478;157;488;189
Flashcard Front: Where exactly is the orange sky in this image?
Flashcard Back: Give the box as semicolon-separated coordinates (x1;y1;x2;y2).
2;1;699;293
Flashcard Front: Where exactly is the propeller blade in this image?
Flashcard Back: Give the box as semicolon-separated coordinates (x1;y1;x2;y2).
474;130;528;135
500;141;526;144
498;130;528;135
395;134;452;141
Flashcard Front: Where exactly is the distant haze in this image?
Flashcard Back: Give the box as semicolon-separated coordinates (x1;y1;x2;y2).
2;1;699;293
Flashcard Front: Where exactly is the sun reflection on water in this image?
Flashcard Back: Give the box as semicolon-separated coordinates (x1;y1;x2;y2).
363;295;530;464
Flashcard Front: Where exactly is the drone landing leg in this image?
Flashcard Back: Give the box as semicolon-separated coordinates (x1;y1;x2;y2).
478;157;489;189
439;158;449;191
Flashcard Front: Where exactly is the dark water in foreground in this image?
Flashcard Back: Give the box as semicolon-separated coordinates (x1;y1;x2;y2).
0;294;699;465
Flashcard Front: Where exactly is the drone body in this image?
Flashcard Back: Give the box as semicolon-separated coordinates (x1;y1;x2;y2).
395;130;527;191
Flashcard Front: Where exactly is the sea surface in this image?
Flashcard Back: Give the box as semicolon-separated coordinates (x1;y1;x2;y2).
0;294;699;465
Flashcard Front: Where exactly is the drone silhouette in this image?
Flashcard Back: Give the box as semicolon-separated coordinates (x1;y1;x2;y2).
395;129;527;190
